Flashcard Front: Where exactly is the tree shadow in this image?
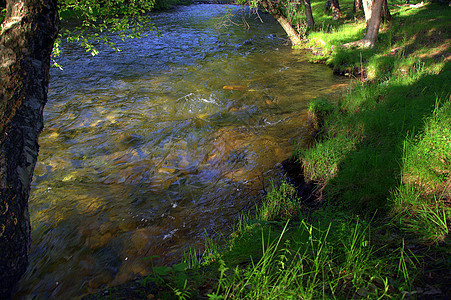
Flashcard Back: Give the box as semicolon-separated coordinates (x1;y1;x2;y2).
316;2;451;216
324;61;450;215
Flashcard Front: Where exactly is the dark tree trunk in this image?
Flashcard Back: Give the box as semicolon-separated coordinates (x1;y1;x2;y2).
0;0;59;298
331;0;341;20
324;0;331;13
260;0;303;45
325;0;341;20
304;0;315;29
381;0;391;22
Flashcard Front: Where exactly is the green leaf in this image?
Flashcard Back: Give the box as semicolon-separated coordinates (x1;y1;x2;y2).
172;262;188;272
153;266;172;276
207;294;225;300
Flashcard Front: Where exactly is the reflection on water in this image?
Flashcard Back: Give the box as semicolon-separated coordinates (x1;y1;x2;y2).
17;4;348;298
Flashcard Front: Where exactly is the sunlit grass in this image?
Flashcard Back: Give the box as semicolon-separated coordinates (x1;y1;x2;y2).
118;1;449;298
175;2;450;299
391;100;451;244
258;180;300;221
183;210;412;299
175;180;430;299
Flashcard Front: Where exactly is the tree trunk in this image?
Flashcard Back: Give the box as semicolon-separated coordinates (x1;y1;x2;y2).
260;0;303;45
324;0;331;13
354;0;363;12
361;0;384;47
324;0;341;20
381;0;391;22
0;0;59;298
304;0;315;29
331;0;341;20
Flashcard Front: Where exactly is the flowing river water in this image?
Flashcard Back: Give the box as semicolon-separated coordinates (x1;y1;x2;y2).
15;4;348;298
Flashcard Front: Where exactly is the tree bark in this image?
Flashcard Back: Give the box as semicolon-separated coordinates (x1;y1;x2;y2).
331;0;341;20
324;0;341;20
353;0;363;13
260;0;303;45
324;0;331;13
0;0;59;298
381;0;391;22
304;0;315;29
343;0;383;48
360;0;384;47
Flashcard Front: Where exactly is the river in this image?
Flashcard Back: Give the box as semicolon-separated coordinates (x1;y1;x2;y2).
15;4;347;298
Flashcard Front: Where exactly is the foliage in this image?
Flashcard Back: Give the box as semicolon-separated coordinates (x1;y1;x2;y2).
258;180;300;221
58;0;158;56
0;7;5;24
183;211;415;299
297;134;358;183
391;100;451;244
236;0;311;40
141;255;192;299
307;97;334;115
7;0;446;297
306;97;335;130
298;1;450;212
1;0;188;64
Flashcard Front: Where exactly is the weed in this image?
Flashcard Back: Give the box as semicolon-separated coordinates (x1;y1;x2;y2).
259;180;300;221
141;257;192;299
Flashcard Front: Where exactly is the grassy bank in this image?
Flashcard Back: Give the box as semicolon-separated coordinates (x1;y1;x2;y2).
147;1;449;299
299;0;450;239
79;1;450;299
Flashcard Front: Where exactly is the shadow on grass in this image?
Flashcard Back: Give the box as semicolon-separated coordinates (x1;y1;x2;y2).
323;61;450;215
320;2;450;77
298;37;450;295
301;2;451;216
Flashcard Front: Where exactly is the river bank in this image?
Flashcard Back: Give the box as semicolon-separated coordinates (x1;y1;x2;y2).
12;3;352;298
81;1;450;299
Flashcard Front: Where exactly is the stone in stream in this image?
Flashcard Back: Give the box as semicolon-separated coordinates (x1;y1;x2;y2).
223;85;248;91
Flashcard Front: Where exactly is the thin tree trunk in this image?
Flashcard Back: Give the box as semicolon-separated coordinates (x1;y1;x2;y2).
354;0;363;12
324;0;331;13
304;0;315;29
331;0;341;20
0;0;59;298
381;0;391;22
324;0;341;20
260;0;303;45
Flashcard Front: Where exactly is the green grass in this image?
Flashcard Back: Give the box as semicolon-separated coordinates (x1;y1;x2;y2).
258;180;301;221
190;1;450;298
298;1;450;213
181;203;416;299
0;7;5;23
391;100;451;244
84;1;450;298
